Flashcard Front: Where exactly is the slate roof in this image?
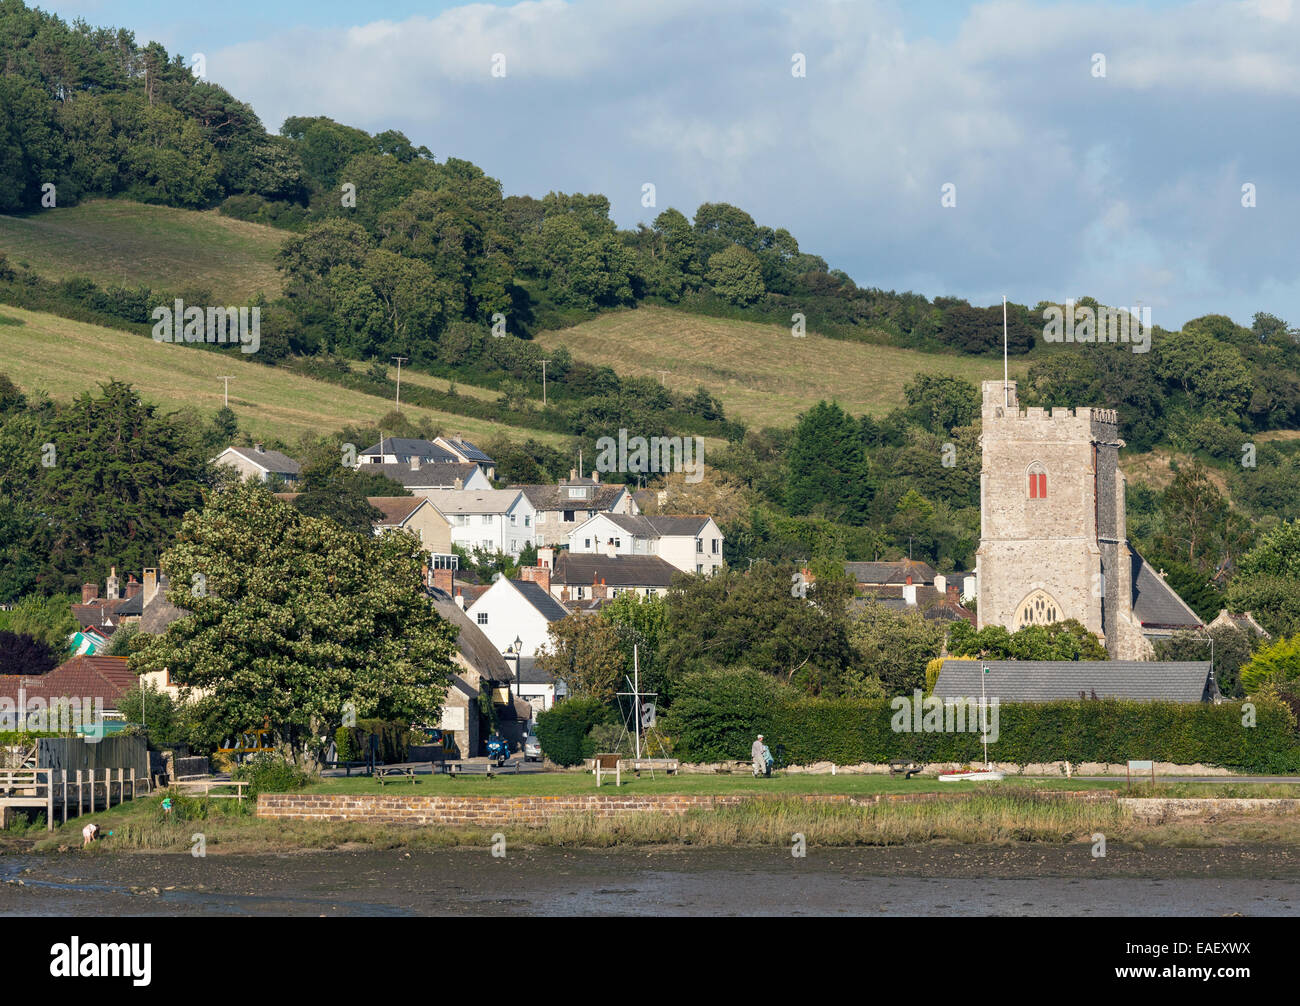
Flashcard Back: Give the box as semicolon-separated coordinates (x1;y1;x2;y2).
1130;552;1203;629
515;657;556;685
221;445;301;475
422;489;523;515
553;553;680;588
360;438;459;463
71;598;133;632
933;659;1216;703
139;576;187;635
599;514;712;537
511;580;571;621
843;560;938;585
361;461;481;488
513;482;629;511
0;655;137;709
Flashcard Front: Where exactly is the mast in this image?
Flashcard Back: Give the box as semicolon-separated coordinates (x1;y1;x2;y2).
633;644;641;760
1003;295;1009;408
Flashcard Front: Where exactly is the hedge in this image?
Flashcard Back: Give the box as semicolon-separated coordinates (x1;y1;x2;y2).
669;693;1300;773
535;698;614;767
334;720;414;764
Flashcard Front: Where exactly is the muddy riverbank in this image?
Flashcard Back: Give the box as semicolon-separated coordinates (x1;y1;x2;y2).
3;844;1298;916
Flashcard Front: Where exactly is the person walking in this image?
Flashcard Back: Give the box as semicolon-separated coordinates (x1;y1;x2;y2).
751;734;769;778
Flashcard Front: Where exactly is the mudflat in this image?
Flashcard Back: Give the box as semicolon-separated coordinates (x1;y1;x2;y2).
2;844;1297;916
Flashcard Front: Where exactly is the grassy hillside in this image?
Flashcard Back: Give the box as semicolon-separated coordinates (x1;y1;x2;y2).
535;305;1028;427
0;306;567;447
0;199;284;301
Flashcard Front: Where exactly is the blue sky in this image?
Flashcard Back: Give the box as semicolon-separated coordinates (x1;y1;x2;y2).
41;0;1300;329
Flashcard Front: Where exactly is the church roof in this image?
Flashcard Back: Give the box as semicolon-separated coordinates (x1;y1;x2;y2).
1130;552;1203;629
934;659;1216;703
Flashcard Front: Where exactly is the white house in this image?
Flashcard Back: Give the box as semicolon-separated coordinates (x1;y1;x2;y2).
358;437;459;467
423;488;537;558
511;471;639;547
465;577;571;658
361;460;492;494
435;436;497;480
567;513;725;575
213;445;301;484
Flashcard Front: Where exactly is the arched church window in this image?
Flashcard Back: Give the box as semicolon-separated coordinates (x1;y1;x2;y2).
1027;461;1047;500
1015;589;1061;628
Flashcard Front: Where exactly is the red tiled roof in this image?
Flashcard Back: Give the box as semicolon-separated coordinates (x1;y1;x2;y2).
0;655;137;709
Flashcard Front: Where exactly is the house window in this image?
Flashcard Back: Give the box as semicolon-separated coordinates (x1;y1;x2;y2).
711;539;720;554
481;539;492;550
511;539;520;552
696;539;703;553
510;514;518;526
1027;462;1047;499
563;510;575;522
584;539;591;549
432;554;459;570
568;487;585;498
696;564;703;573
536;512;546;523
576;586;585;599
524;514;531;527
482;514;493;525
476;612;489;625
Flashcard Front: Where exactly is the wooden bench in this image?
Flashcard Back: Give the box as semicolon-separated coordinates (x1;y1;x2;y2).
435;760;462;777
621;758;679;778
593;753;621;787
375;766;418;786
889;759;924;779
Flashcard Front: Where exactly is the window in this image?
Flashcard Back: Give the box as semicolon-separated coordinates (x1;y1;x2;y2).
481;514;492;525
537;512;546;524
584;539;591;549
509;514;518;526
511;540;519;552
476;612;488;625
1015;589;1061;628
454;515;470;526
432;554;459;570
696;564;703;573
1027;462;1047;499
481;539;492;550
568;487;585;498
576;586;585;599
696;539;703;553
711;539;720;554
524;515;531;527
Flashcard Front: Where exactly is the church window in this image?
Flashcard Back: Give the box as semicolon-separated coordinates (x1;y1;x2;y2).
1015;589;1061;627
1027;462;1047;500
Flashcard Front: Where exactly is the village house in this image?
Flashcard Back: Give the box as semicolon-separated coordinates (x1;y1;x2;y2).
213;444;302;484
357;460;492;494
423;488;537;558
434;436;497;480
509;471;639;547
0;655;138;728
567;513;725;575
367;496;457;566
357;437;458;467
464;575;571;658
529;547;679;603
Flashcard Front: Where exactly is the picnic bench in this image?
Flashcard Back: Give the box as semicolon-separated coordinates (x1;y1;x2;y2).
889;759;925;779
375;766;419;786
622;758;679;778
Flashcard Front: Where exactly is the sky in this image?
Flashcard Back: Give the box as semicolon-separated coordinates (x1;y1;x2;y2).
40;0;1300;329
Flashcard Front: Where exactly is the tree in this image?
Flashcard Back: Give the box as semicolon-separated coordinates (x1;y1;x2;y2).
1240;635;1300;694
1155;625;1258;699
0;630;60;674
784;401;872;522
705;245;765;305
131;483;459;758
536;614;627;703
903;374;979;434
290;452;386;534
0;593;77;650
1156;463;1231;572
845;600;945;695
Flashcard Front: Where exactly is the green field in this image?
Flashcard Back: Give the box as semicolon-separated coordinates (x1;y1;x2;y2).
0;306;567;446
0;199;285;302
536;305;1028;427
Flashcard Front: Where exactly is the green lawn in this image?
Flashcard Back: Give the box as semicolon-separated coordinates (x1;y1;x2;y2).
0;199;285;301
535;305;1028;427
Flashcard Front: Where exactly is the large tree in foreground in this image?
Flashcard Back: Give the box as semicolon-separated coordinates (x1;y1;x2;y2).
131;483;458;756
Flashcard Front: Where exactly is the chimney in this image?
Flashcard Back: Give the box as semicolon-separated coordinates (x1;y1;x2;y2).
255;443;265;454
904;573;913;586
604;538;618;558
455;589;466;610
538;546;554;569
106;566;119;600
569;469;577;481
591;470;599;484
592;575;608;600
432;565;454;595
81;582;98;604
934;574;946;595
410;457;420;471
143;568;158;606
903;582;917;606
519;563;551;594
125;576;142;600
453;477;463;490
947;583;960;605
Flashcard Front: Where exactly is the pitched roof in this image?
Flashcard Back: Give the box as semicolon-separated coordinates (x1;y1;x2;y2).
0;655;137;709
597;513;712;538
367;496;431;526
1130;552;1203;629
360;438;458;463
220;445;301;475
139;576;187;635
71;597;134;631
360;461;482;488
933;658;1216;703
512;482;629;511
427;587;511;680
553;553;680;588
515;657;556;685
843;560;937;585
421;489;523;514
438;437;494;464
510;580;571;621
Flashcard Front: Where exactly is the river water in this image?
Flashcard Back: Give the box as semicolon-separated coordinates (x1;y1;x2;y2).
2;844;1298;916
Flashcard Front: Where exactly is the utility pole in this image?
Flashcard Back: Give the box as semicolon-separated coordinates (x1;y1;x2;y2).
391;356;408;412
540;359;549;408
658;370;668;387
218;376;234;408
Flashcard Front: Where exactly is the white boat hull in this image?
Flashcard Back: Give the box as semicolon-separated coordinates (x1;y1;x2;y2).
938;770;1005;782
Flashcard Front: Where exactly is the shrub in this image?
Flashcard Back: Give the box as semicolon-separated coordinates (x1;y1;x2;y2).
333;719;413;764
231;753;313;797
663;667;795;762
535;697;614;766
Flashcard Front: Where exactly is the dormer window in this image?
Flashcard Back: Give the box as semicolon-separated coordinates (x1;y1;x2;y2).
1027;462;1047;499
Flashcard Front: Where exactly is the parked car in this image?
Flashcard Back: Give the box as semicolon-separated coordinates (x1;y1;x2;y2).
523;734;542;762
485;734;510;766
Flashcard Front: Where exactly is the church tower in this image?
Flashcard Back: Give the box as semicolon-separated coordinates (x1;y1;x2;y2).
975;380;1147;658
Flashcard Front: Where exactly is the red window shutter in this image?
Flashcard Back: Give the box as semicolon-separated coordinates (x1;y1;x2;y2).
1029;474;1037;499
1039;473;1047;498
